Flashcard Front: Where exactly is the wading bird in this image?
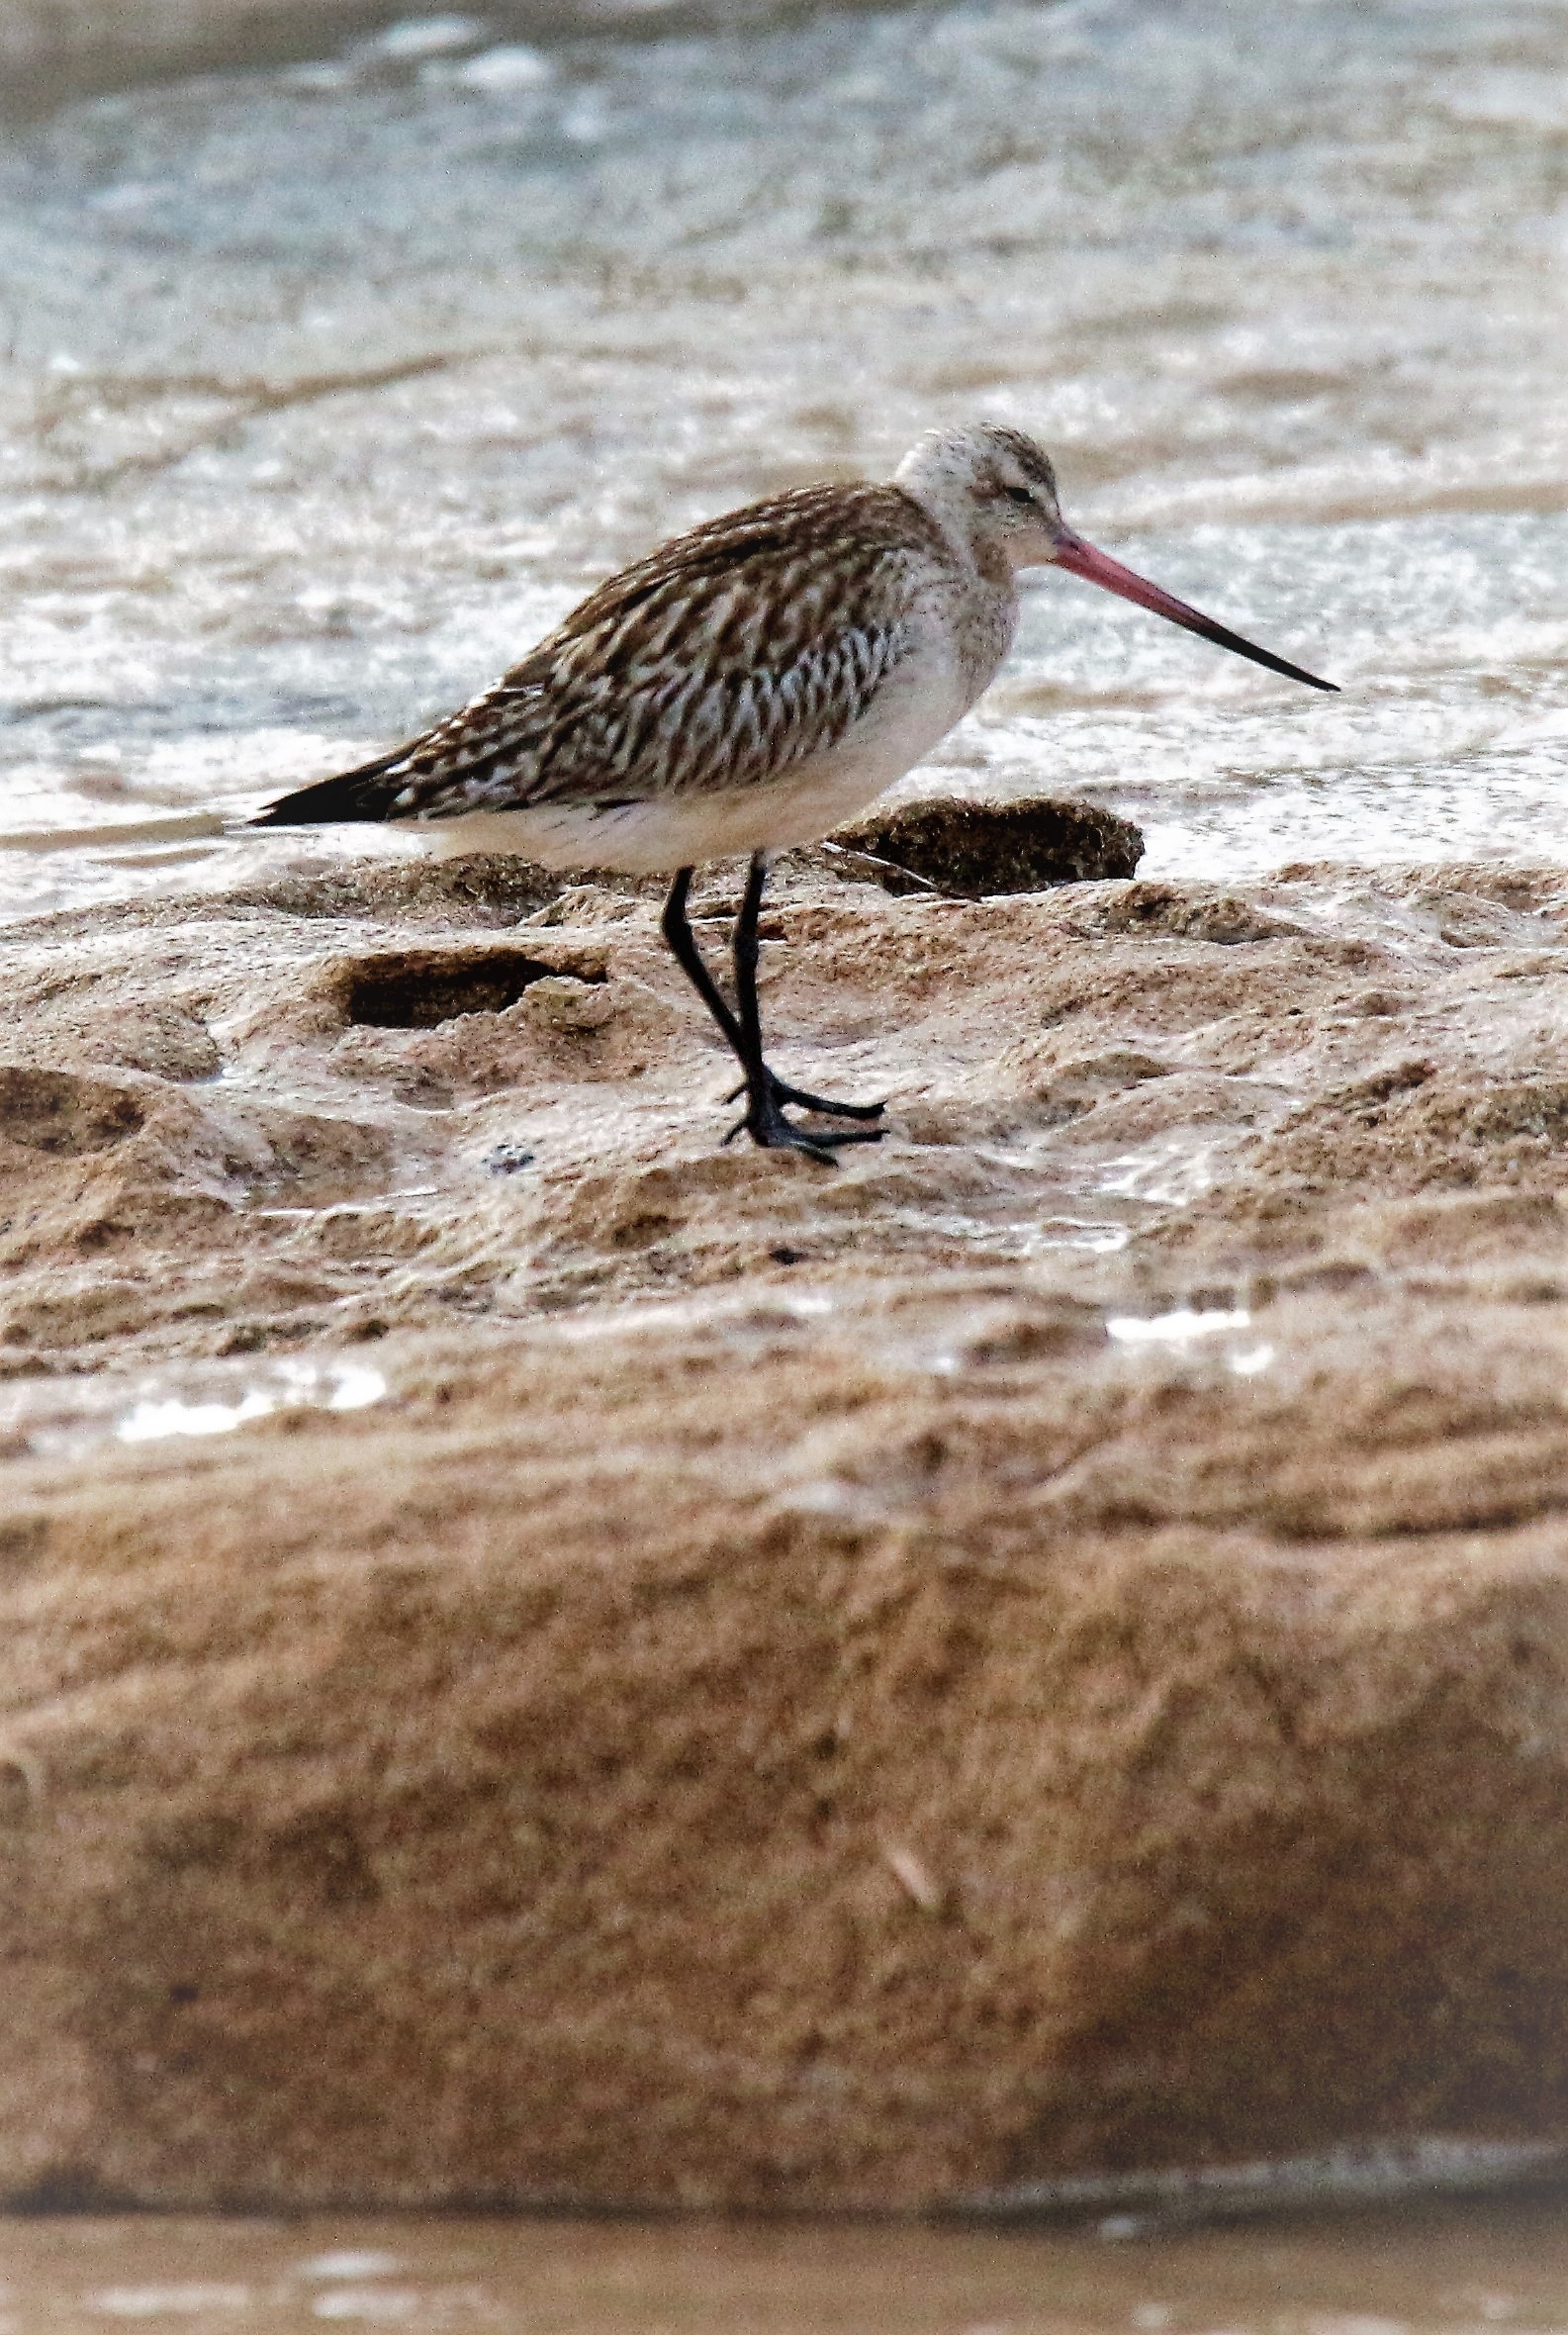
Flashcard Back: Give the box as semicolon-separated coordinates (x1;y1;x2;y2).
254;422;1335;1161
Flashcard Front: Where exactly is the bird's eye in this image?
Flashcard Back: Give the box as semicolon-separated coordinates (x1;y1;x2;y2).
1002;484;1035;508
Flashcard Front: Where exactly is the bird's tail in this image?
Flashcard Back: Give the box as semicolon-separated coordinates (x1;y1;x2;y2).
249;742;414;827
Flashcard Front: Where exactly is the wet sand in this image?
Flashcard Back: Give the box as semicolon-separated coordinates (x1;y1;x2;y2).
1;824;1566;2209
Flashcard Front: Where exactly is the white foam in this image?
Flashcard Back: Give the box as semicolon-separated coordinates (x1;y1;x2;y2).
370;17;482;59
451;45;554;89
116;1360;385;1444
1107;1306;1250;1346
965;2133;1568;2223
311;2293;421;2324
300;2255;404;2283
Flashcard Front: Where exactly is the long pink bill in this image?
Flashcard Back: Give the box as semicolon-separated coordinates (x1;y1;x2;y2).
1053;530;1337;693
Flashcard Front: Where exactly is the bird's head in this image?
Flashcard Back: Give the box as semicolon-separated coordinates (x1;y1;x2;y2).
893;419;1337;692
894;420;1065;575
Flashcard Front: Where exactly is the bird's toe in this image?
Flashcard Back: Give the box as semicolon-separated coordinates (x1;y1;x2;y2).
722;1072;886;1122
771;1075;886;1122
723;1098;882;1166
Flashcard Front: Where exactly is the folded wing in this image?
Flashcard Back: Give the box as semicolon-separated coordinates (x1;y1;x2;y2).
253;484;926;828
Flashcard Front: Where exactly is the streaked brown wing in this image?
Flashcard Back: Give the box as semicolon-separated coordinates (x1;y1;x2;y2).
380;482;934;820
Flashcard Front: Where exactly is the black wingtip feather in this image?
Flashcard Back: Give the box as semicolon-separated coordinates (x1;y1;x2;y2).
248;747;410;828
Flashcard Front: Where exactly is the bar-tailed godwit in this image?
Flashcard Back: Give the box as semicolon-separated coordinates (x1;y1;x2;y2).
254;422;1335;1161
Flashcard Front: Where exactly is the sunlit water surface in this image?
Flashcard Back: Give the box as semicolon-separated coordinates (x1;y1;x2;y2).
0;0;1564;917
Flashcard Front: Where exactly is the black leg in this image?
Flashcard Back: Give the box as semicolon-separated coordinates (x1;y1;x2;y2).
658;862;884;1162
728;853;883;1162
661;866;745;1055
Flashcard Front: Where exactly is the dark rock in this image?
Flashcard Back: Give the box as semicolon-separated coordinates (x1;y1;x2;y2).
827;794;1144;897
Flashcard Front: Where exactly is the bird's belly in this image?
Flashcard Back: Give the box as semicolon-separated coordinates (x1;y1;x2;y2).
417;659;965;876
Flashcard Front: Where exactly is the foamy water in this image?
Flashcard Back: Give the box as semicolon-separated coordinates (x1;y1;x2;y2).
0;0;1563;918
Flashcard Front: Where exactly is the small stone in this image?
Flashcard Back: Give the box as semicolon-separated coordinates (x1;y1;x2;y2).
484;1142;536;1175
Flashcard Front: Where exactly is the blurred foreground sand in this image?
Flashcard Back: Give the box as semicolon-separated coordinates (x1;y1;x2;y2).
0;818;1565;2207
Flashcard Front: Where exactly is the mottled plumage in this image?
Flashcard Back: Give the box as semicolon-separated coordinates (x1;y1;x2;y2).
258;482;968;863
254;422;1333;1158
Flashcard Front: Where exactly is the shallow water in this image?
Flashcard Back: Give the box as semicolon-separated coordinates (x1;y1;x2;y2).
4;2195;1568;2333
0;0;1564;918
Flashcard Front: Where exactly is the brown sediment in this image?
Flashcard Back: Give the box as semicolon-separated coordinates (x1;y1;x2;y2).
0;827;1566;2209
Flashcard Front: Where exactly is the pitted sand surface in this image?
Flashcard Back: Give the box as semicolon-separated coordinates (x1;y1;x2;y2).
0;833;1566;2207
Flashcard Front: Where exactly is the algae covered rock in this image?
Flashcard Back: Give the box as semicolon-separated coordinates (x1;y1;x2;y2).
830;794;1143;897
